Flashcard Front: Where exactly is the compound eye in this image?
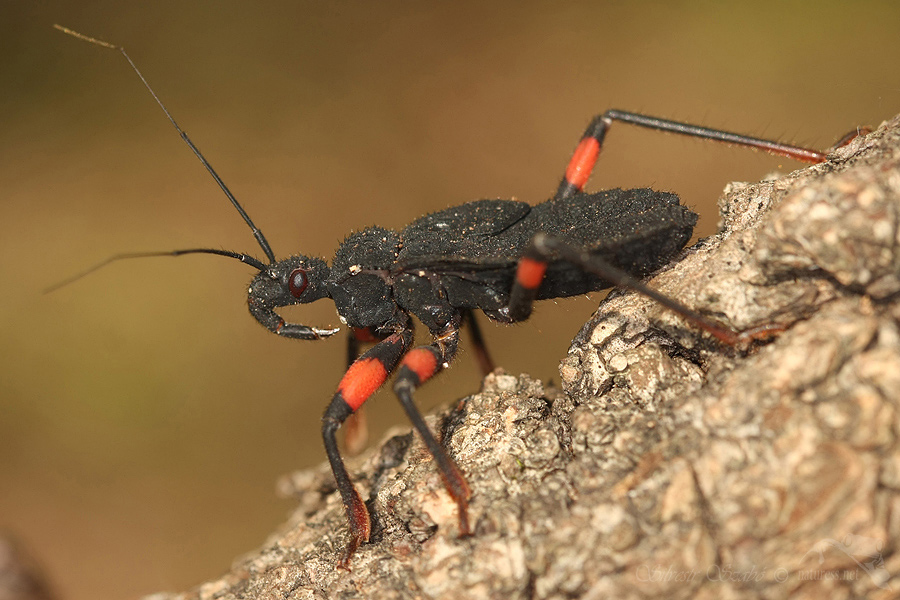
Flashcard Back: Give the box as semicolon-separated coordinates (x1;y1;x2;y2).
288;268;309;298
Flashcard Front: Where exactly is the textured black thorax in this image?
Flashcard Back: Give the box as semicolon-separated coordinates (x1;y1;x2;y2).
323;190;697;334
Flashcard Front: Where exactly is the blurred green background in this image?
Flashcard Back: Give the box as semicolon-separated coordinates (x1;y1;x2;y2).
2;2;898;598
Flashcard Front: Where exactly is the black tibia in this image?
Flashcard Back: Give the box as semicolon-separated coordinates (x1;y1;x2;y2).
593;110;827;163
392;325;472;536
321;402;361;567
462;310;495;376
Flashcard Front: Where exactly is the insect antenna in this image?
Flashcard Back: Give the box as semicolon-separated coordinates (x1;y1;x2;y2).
43;249;269;294
53;25;278;265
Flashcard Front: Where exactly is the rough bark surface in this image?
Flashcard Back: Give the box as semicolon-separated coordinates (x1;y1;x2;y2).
148;115;900;600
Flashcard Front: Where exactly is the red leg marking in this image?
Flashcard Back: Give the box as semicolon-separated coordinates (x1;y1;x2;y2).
563;137;601;192
352;326;382;343
400;347;439;384
516;256;548;290
337;357;389;411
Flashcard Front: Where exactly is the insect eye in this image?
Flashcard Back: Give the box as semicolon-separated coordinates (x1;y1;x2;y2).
288;268;309;298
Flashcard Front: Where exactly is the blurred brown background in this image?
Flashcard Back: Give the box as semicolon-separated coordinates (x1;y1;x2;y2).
2;2;898;598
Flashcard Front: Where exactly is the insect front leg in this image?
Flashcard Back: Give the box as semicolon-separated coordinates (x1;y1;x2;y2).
344;327;394;456
392;324;472;537
322;328;414;566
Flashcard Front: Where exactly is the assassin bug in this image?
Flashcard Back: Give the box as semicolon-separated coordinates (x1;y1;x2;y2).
55;26;832;564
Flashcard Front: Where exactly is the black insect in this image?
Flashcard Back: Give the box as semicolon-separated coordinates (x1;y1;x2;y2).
56;26;832;565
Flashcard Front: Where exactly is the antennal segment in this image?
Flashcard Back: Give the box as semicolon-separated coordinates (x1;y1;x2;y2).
53;25;278;265
44;248;269;294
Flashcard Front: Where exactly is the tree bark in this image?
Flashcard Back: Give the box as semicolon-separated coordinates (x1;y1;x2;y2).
148;114;900;600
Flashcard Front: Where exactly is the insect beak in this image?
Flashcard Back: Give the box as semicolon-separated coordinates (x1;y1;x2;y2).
247;294;340;340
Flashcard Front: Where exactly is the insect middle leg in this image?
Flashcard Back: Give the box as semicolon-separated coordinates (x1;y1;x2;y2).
392;323;472;536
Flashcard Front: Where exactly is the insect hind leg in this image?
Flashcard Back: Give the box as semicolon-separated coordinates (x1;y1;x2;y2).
554;109;828;201
507;234;781;346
